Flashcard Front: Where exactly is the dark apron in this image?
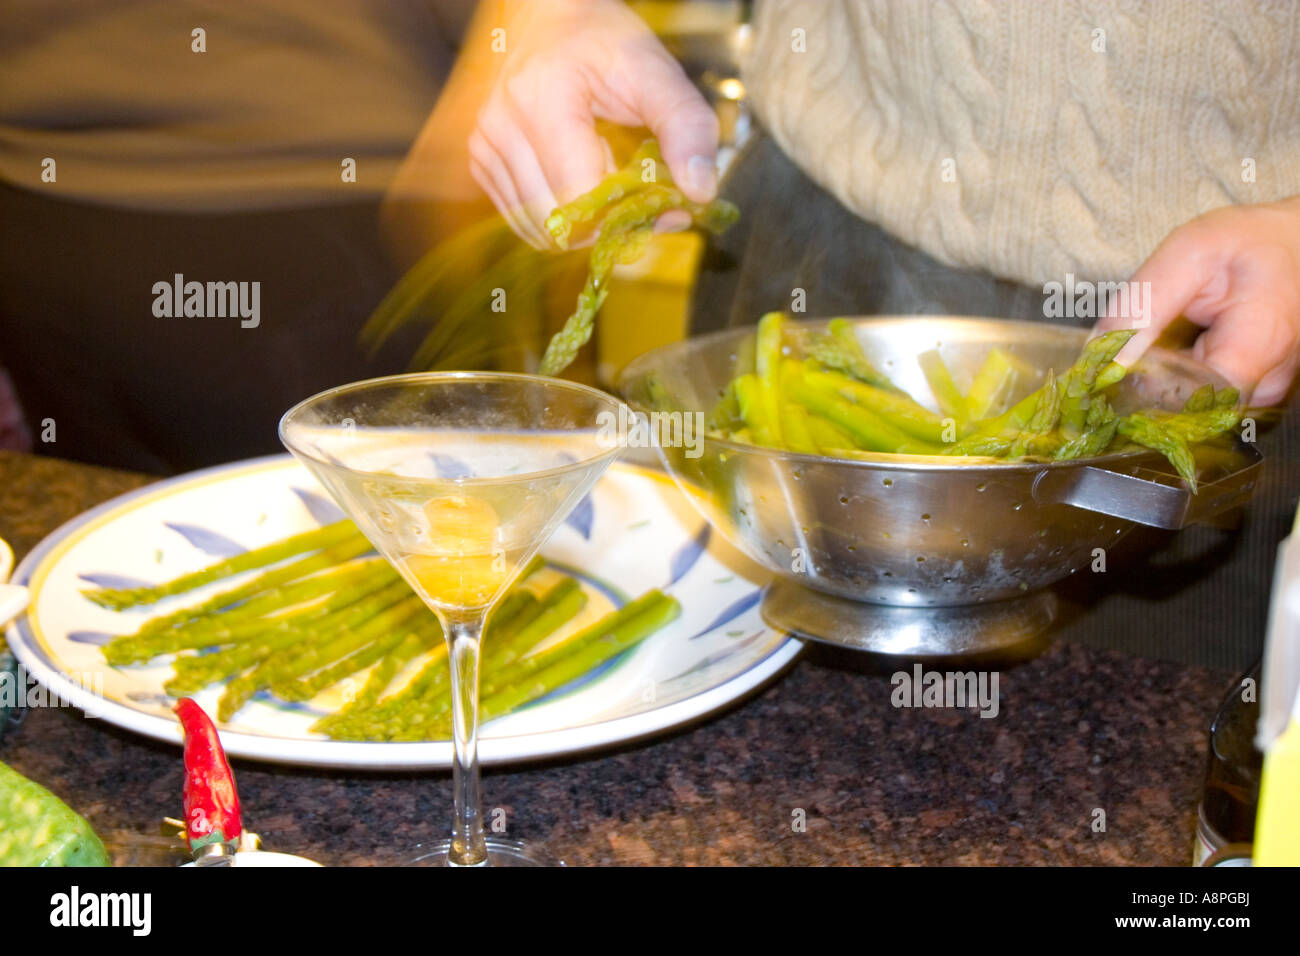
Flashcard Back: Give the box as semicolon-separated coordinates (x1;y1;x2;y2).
690;133;1300;671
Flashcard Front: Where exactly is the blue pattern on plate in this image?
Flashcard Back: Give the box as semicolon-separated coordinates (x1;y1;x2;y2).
165;523;247;557
77;572;154;590
687;589;762;640
564;493;595;540
67;631;114;646
666;630;766;682
544;560;626;607
667;524;711;586
292;487;346;525
429;453;473;479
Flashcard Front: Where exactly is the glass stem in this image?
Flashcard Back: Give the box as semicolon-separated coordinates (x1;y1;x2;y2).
444;616;488;866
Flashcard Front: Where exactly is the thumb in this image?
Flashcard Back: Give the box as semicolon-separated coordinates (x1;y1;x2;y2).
629;52;720;203
1192;298;1300;406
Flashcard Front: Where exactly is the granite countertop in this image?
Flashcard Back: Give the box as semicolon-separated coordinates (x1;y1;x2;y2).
0;450;1235;865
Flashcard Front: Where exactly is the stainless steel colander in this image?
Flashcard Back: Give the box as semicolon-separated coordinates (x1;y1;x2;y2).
619;317;1262;615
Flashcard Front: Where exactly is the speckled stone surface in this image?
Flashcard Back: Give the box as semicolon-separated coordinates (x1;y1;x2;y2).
0;451;1236;865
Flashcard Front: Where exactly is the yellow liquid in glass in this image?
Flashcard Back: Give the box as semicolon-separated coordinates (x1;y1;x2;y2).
402;493;510;609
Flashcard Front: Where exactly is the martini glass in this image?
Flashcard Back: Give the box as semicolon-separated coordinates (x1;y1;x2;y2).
280;372;627;866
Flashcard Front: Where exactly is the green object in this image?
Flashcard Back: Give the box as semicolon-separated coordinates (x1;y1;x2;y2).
429;592;682;736
537;143;738;375
332;589;678;742
273;627;410;702
538;181;739;376
802;366;948;444
1093;361;1127;391
312;626;441;734
1057;330;1135;439
165;575;413;696
1054;393;1119;460
103;557;396;665
216;592;428;721
785;370;940;454
82;520;360;610
391;592;666;741
120;535;375;647
1117;413;1199;491
1151;406;1242;446
310;559;546;734
778;402;819;455
1007;369;1062;459
706;379;743;432
805;319;896;391
545;141;663;249
806;414;859;453
734;373;780;447
0;762;109;867
964;348;1020;421
333;578;586;740
917;349;968;424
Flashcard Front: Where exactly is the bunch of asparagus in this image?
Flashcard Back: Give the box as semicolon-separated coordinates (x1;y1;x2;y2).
709;313;1244;492
538;140;739;375
360;138;738;376
87;521;679;738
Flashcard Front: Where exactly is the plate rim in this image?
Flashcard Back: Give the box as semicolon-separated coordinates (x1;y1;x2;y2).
5;454;802;769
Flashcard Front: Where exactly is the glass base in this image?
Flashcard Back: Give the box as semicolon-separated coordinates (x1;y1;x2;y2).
409;838;563;867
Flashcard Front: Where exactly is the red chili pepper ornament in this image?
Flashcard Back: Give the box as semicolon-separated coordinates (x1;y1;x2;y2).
174;698;242;860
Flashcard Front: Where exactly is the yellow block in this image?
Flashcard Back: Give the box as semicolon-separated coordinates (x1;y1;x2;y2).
1255;719;1300;865
596;230;703;386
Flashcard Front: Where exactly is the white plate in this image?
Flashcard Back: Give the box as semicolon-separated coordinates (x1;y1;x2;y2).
5;455;800;768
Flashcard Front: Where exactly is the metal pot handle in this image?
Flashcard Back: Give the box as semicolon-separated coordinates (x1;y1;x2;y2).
1031;443;1263;530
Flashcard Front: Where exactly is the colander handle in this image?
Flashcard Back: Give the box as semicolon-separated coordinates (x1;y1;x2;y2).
1031;443;1263;530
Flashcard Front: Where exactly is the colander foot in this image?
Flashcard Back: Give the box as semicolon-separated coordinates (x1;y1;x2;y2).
761;579;1057;657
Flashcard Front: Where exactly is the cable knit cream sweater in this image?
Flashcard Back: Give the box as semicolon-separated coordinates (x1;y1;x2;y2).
743;0;1300;288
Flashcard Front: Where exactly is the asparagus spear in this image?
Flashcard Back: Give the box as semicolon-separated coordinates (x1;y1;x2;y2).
217;593;429;721
126;535;375;641
272;628;411;702
1053;393;1119;460
1057;330;1136;439
339;589;551;737
311;626;441;734
82;520;361;610
1183;384;1216;413
539;182;739;375
341;579;587;740
706;379;743;433
1007;369;1061;459
103;558;397;665
539;185;680;375
165;576;412;695
805;319;897;391
371;590;668;742
784;369;941;454
801;365;948;444
917;349;968;424
778;403;819;455
545;140;663;249
964;349;1020;421
1116;414;1199;491
421;593;682;739
806;414;860;453
734;373;780;447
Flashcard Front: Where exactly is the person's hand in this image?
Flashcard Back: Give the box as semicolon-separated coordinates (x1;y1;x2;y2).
468;0;719;249
1095;196;1300;407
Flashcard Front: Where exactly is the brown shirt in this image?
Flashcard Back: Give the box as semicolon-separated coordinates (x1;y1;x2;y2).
0;0;468;210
